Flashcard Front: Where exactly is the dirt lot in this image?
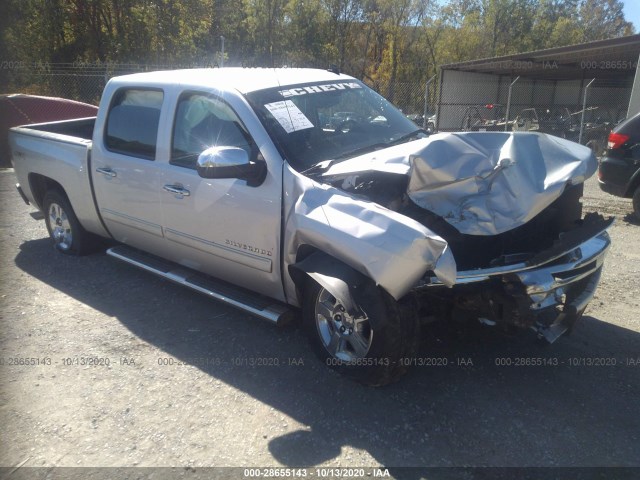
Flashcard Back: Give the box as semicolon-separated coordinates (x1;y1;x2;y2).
1;167;639;475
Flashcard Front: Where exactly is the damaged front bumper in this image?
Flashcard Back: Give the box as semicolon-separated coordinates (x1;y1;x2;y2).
420;216;613;342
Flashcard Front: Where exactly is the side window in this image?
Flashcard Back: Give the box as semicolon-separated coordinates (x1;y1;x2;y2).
171;92;253;169
105;89;163;160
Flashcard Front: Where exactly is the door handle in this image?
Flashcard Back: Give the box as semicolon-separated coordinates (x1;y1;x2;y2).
163;184;191;197
96;167;117;178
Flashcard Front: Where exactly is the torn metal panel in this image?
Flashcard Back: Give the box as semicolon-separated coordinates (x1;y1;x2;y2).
322;132;597;236
282;165;456;304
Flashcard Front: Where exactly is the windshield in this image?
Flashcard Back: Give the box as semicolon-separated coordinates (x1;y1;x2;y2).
245;80;424;172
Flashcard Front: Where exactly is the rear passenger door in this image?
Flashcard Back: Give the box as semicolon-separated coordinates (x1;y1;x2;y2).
91;88;167;254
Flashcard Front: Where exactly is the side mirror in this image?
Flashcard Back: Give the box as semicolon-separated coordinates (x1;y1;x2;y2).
196;146;267;187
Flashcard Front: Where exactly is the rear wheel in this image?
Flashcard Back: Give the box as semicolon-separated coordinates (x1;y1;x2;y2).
43;190;92;255
633;186;640;222
302;278;419;386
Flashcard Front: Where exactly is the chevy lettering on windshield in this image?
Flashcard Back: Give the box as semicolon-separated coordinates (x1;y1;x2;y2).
279;82;362;98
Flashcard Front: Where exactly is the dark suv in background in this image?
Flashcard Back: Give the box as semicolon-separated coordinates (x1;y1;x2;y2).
598;111;640;220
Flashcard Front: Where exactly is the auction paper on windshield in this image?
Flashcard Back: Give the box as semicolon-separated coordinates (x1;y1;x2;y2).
265;100;314;133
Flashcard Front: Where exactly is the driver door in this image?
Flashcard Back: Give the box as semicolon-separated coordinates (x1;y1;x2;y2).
157;91;283;300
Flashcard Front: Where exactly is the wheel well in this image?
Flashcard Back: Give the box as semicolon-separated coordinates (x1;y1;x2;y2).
288;245;321;302
28;174;67;210
625;169;640;198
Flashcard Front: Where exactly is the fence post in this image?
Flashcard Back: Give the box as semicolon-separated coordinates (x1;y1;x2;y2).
422;75;436;130
579;78;596;144
220;36;225;68
435;69;444;132
504;76;520;132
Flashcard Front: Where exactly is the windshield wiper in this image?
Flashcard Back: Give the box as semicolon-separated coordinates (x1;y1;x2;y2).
300;159;334;175
387;128;429;147
331;128;429;163
332;143;389;162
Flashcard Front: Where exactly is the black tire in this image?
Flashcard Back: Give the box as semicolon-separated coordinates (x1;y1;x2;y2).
302;277;419;386
633;186;640;222
43;190;92;255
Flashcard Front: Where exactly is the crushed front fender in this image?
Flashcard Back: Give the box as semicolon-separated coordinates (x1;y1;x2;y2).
282;165;456;305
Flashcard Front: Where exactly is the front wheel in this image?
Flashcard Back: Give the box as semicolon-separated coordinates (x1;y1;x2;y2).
43;190;92;255
302;278;419;386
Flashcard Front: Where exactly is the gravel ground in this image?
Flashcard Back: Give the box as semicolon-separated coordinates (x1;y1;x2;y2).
0;167;639;474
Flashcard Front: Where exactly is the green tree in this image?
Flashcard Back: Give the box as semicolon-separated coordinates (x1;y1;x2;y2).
578;0;634;41
244;0;287;65
284;0;330;67
323;0;363;71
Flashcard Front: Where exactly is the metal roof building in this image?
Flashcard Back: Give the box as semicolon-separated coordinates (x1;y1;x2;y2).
435;34;640;132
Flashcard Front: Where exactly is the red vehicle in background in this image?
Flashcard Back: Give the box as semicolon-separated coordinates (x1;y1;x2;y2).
0;94;98;167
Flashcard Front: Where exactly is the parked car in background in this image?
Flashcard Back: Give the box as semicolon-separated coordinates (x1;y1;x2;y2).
598;111;640;220
461;104;514;131
0;94;98;168
425;113;436;133
513;107;576;137
578;107;623;157
513;106;622;157
406;113;436;133
405;113;423;126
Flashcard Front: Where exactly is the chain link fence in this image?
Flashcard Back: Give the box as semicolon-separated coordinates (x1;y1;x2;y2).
1;62;221;105
364;78;438;129
2;62;438;128
2;62;633;156
435;70;633;155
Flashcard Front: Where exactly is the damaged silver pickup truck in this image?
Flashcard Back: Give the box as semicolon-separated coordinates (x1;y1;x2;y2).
9;68;611;385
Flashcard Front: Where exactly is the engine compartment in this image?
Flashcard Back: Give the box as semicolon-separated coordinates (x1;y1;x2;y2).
327;172;585;271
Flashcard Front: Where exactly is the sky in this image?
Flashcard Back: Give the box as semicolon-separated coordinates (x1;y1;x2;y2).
622;0;640;32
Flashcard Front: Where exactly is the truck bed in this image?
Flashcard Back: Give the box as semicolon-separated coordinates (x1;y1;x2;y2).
23;117;96;141
9;116;108;238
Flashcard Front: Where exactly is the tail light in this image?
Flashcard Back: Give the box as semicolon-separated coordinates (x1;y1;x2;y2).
607;132;630;149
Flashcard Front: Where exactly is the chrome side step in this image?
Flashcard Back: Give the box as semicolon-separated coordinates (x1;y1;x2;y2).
106;245;292;325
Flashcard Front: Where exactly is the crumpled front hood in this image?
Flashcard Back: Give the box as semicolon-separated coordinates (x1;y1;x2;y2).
323;132;597;235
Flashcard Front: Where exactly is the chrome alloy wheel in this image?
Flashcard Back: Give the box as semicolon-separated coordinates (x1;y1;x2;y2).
314;287;373;361
48;202;73;251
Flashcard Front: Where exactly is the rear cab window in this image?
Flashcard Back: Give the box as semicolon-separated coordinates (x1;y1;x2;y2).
105;89;164;160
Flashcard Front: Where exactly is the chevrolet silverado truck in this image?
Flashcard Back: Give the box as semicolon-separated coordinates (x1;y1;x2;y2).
9;68;612;385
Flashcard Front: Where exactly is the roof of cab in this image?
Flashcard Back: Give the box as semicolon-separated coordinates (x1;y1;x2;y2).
108;68;355;94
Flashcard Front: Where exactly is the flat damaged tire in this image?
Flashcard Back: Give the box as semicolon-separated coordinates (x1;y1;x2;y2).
43;190;92;255
302;278;419;386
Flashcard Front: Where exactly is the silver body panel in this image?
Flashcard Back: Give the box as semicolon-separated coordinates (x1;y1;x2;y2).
9;124;109;238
